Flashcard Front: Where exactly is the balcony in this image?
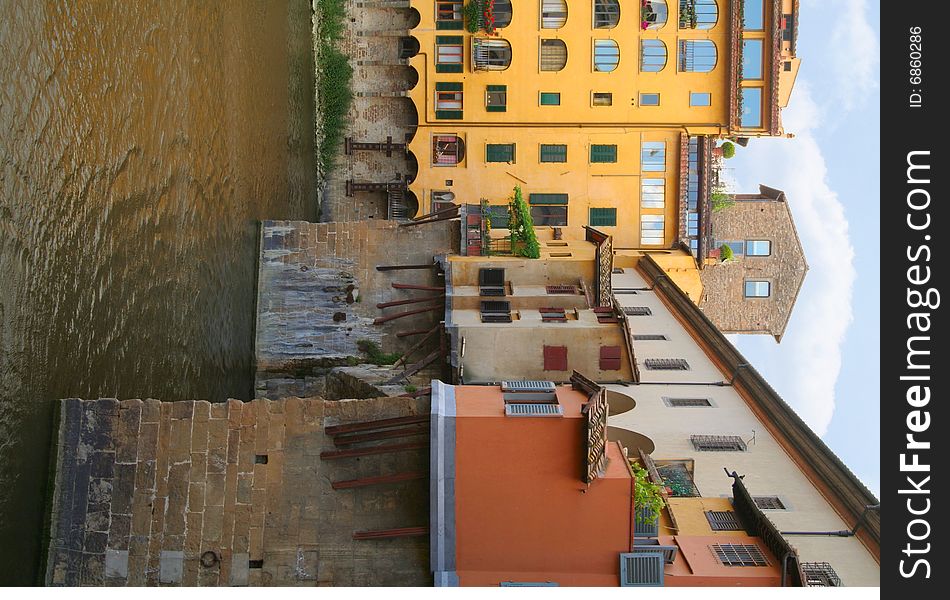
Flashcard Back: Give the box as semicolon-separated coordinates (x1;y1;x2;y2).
472;37;512;71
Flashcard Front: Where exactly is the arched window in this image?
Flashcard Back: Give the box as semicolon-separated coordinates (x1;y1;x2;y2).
593;0;621;29
640;40;667;72
680;0;718;30
433;135;465;165
493;0;513;28
679;40;717;72
540;39;568;71
473;38;512;71
593;40;620;72
541;0;568;28
642;1;668;30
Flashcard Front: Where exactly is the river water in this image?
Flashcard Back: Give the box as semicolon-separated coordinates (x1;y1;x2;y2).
0;0;318;583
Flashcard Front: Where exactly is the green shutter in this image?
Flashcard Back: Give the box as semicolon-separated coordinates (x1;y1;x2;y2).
540;144;567;163
435;82;463;91
528;193;569;205
486;84;507;112
486;144;515;163
487;85;507;92
590;144;618;163
589;208;618;227
436;20;463;30
436;64;463;73
436;36;463;44
488;205;510;228
435;110;463;120
540;92;561;106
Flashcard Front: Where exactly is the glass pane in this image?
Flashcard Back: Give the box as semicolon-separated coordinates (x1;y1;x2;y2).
640;93;660;106
593;92;613;106
593;40;620;72
740;87;763;128
540;92;561;105
745;280;770;297
641;142;665;171
640;40;667;72
746;240;771;255
742;39;764;79
641;178;665;208
743;0;764;30
690;92;711;106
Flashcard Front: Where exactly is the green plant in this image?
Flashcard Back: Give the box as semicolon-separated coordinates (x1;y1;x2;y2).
631;463;666;524
463;1;480;32
356;339;401;366
719;244;734;262
508;186;541;259
346;356;359;366
711;191;735;212
404;384;418;393
316;0;354;173
720;141;736;159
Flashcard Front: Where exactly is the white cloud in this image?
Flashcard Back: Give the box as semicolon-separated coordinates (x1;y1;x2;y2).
731;84;855;436
807;0;879;111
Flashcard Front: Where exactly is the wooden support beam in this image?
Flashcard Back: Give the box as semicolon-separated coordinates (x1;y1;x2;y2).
331;471;426;490
392;324;441;368
376;295;444;309
399;213;458;227
376;264;436;272
333;424;428;446
319;441;428;460
396;329;432;338
407;386;432;398
392;283;445;292
412;204;460;222
325;414;429;436
393;348;441;383
352;526;428;540
373;304;441;325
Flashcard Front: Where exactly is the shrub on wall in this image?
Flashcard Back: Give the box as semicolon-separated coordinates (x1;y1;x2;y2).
509;186;541;259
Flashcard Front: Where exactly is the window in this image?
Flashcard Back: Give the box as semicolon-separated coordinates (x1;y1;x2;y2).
802;563;843;587
545;284;578;294
435;82;463;119
664;398;713;407
478;268;506;296
690;92;711;106
619;553;664;587
705;510;743;531
543;345;568;371
593;92;613;106
739;87;763;127
436;1;463;30
743;0;764;30
593;0;621;29
600;346;622;371
480;300;512;323
680;0;719;29
641;142;666;171
493;0;513;28
590;144;618;163
641;178;665;208
640;93;660;106
540;144;568;163
473;38;512;71
690;435;747;451
624;307;652;316
432;135;465;165
645;358;689;370
640;40;667;72
530;193;569;205
711;544;769;567
529;195;568;226
742;39;764;79
753;496;786;510
634;334;667;341
540;39;568;71
593;307;618;323
541;0;568;28
539;92;561;105
746;240;771;256
744;280;771;298
435;37;464;72
640;215;665;245
589;208;617;227
593;40;620;72
642;0;668;29
486;143;515;163
656;460;700;496
485;85;507;112
505;403;564;417
679;40;717;72
540;307;567;322
486;204;509;228
721;240;744;255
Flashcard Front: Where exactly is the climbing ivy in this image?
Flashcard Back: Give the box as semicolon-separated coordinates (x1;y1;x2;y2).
508;186;541;259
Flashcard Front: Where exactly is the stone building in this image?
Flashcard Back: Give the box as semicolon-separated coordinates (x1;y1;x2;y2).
699;185;808;340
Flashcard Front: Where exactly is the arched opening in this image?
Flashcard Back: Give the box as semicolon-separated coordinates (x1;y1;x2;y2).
607;427;656;455
679;39;717;72
642;0;668;30
540;39;568;71
606;390;636;416
473;38;512;71
541;0;568;28
593;39;620;72
640;39;667;72
399;36;420;59
404;150;419;184
593;0;621;29
407;7;422;29
432;135;465;166
493;0;513;28
680;0;718;30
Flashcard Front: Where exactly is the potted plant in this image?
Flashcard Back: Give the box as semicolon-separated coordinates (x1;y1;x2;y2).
721;141;736;159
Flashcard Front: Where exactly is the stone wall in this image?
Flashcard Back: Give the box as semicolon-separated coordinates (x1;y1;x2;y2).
46;396;430;586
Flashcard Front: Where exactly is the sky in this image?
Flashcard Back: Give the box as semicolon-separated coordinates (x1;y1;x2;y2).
724;0;881;495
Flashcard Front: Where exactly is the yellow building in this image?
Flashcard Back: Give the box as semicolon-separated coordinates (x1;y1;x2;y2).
405;0;800;248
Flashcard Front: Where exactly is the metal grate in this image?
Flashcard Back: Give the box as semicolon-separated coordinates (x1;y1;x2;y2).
634;507;659;537
753;496;786;510
480;300;510;313
644;358;689;370
623;306;652;316
634;334;668;341
502;380;556;393
802;562;842;587
705;510;743;531
540;307;567;322
505;403;563;417
663;397;712;407
656;461;701;497
619;552;664;587
690;435;747;452
710;544;769;567
479;287;505;297
632;540;679;564
545;284;578;294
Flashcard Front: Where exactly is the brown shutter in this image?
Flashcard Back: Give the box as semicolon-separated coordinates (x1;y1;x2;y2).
543;345;568;371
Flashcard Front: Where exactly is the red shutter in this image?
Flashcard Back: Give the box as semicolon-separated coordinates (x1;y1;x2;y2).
543;345;568;371
600;345;622;371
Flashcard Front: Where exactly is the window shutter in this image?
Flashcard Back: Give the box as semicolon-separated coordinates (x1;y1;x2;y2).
705;510;743;531
600;346;622;371
505;403;564;417
486;144;515;163
634;507;659;537
436;62;464;73
619;552;664;587
632;541;679;564
590;144;618;163
435;82;463;91
436;36;463;44
539;92;561;105
589;208;617;227
528;193;569;205
543;345;568;371
486;84;507;112
501;380;557;393
540;144;567;163
435;110;463;120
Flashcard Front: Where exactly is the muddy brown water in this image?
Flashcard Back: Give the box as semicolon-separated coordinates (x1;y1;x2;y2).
0;1;318;583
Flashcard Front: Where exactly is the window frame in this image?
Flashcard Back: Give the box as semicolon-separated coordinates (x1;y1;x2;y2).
742;39;765;80
640;39;668;72
540;0;569;29
640;214;665;245
435;1;464;30
678;39;718;73
589;207;618;227
592;92;613;106
641;178;666;208
593;39;620;72
592;0;621;29
539;91;561;106
745;240;771;256
689;92;712;106
710;544;769;567
540;39;568;71
486;143;516;163
590;144;618;163
641;141;666;172
744;279;771;298
485;85;507;112
540;144;568;163
640;93;661;106
739;86;764;128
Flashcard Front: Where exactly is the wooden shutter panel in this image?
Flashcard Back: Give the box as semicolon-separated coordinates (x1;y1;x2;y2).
634;507;659;537
620;552;664;587
543;345;568;371
600;345;622;371
529;193;569;205
589;208;617;226
590;144;618;163
435;82;463;91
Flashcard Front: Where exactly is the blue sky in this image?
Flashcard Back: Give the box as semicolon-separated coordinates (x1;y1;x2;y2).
726;0;880;495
